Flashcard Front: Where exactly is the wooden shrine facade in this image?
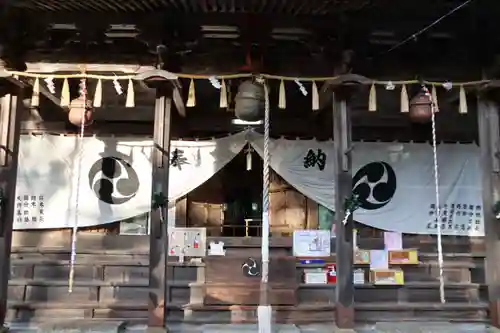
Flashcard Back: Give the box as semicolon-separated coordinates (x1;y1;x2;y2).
0;65;498;331
2;0;500;330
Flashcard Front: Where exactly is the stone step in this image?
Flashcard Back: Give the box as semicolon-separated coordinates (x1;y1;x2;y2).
37;320;127;333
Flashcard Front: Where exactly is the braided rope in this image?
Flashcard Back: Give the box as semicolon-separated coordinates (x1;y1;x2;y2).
5;69;491;86
428;86;445;304
68;77;87;293
261;82;270;285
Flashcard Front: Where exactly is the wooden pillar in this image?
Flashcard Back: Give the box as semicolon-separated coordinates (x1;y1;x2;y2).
0;83;23;325
477;96;500;328
332;89;354;329
148;85;172;329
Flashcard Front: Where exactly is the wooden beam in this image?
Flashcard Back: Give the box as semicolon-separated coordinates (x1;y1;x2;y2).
148;87;172;328
0;89;23;325
477;96;500;328
20;120;154;136
333;90;354;329
19;116;477;143
25;63;155;73
33;11;334;28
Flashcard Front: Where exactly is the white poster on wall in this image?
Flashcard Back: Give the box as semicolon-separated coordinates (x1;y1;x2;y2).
250;133;484;236
293;230;331;257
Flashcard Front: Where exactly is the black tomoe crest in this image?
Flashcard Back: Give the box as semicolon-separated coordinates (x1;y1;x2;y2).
88;157;140;205
241;257;260;277
352;161;397;210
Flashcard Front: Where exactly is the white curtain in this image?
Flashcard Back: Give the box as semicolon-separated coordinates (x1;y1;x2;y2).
14;132;247;230
15;135;154;229
15;131;483;236
249;132;483;236
168;131;247;201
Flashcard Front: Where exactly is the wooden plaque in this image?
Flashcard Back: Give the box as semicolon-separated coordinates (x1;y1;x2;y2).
369;269;404;285
388;249;418;264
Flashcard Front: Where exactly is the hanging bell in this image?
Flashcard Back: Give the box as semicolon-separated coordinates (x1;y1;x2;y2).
409;91;433;124
68;96;93;127
234;80;265;122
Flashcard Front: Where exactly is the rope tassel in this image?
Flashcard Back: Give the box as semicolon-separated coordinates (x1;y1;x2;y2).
368;83;377;112
125;79;135;108
93;79;102;108
31;78;40;107
187;79;196;107
220;79;228;109
400;84;409;113
278;80;286;109
61;78;70;107
459;85;468;114
312;81;319;111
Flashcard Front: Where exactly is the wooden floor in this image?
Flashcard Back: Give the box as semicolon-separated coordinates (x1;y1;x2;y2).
5;231;490;325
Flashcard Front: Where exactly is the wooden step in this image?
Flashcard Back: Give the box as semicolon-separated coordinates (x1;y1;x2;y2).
7;300;489;324
355;302;489;323
8;278;487;304
299;282;488;303
205;283;296;305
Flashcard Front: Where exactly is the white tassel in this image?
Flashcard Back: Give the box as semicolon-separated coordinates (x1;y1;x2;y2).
93;79;102;108
125;79;135;108
459;85;468;114
368;84;377;112
187;79;196;107
31;78;40;107
278;80;286;109
60;78;70;107
219;79;228;108
312;81;319;111
400;84;409;113
246;149;252;171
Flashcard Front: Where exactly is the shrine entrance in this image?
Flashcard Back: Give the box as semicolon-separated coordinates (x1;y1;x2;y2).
221;149;263;237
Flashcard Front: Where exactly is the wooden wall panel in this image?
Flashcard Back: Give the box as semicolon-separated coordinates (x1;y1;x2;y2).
207;204;223;236
306;197;319;229
189;202;208;228
175;197;188;227
6;231;489;325
270;191;287;234
284;190;307;230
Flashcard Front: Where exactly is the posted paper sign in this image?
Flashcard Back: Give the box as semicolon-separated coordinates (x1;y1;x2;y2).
384;232;403;250
370;250;389;269
293;230;331;257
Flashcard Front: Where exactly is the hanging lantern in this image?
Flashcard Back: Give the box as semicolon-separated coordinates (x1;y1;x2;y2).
409;90;433;123
234;80;265;121
68;96;93;127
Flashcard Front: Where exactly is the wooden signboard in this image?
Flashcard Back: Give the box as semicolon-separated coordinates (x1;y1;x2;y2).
205;256;297;305
168;227;207;257
388;249;418;264
370;269;405;285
